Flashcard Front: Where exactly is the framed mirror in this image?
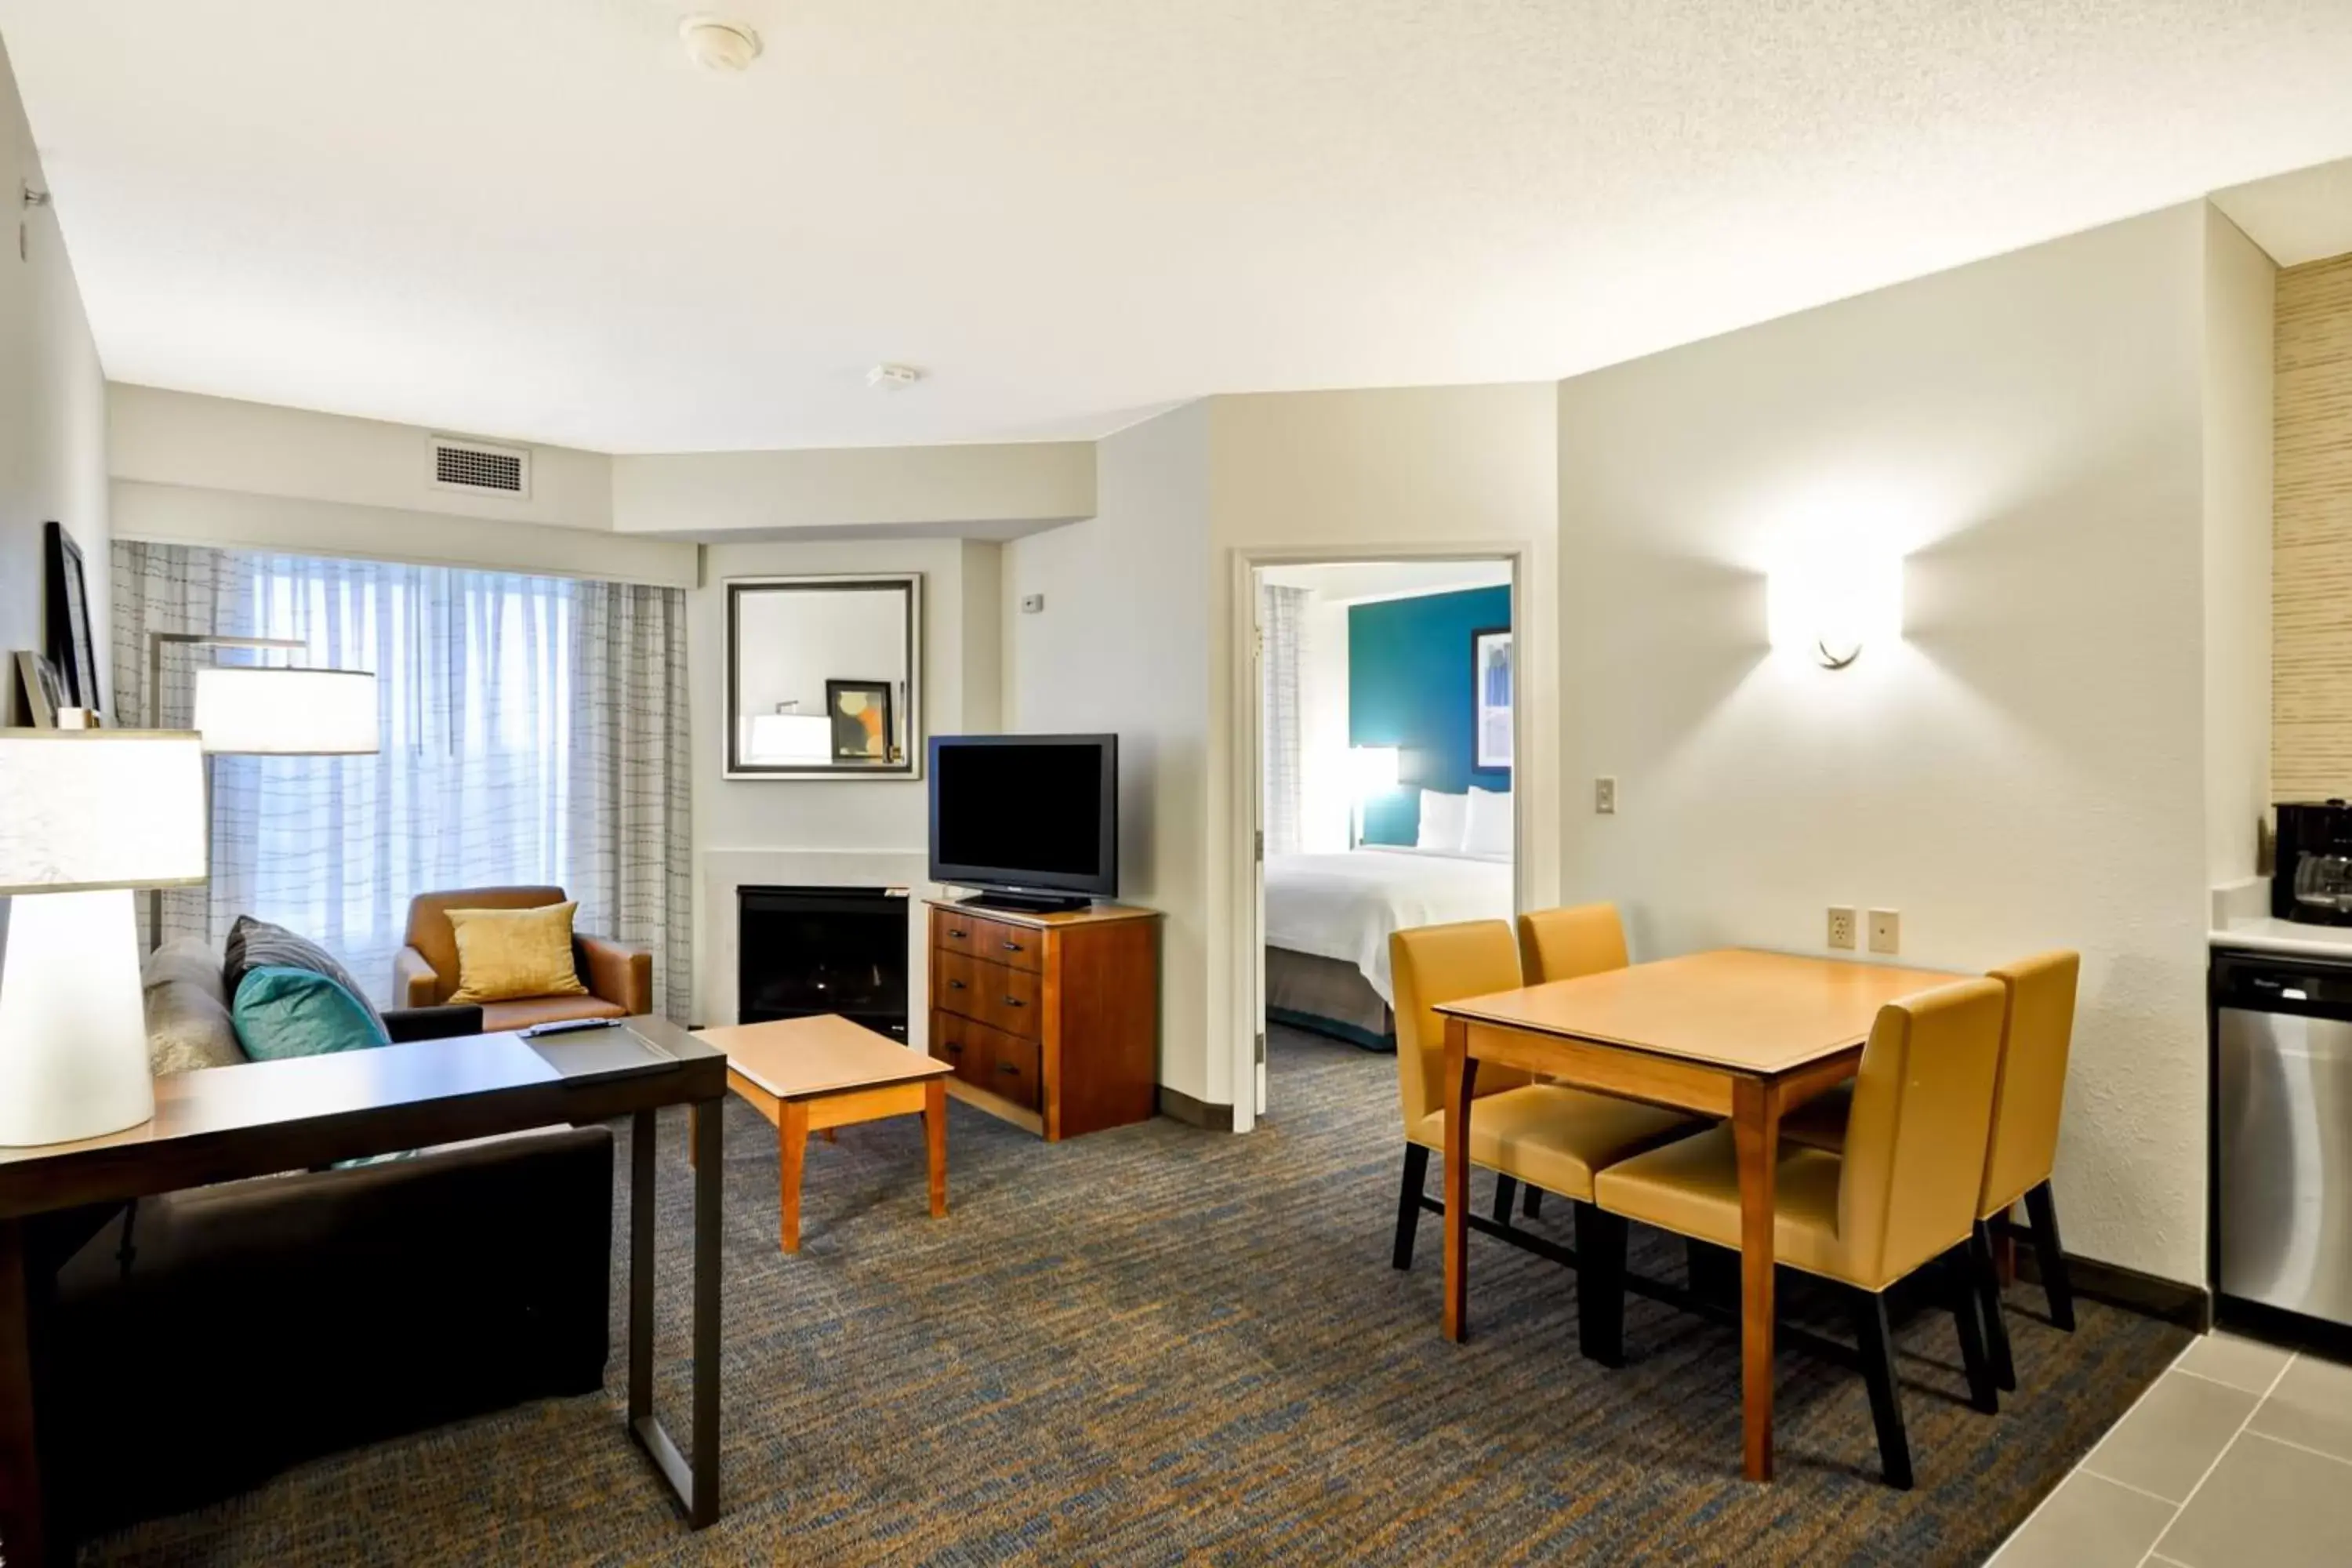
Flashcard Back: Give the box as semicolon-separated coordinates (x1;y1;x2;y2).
725;574;923;779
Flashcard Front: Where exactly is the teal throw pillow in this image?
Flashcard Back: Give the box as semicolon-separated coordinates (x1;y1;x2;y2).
232;964;392;1062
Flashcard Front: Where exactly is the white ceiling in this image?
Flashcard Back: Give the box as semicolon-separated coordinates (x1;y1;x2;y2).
2213;156;2352;267
5;2;2352;455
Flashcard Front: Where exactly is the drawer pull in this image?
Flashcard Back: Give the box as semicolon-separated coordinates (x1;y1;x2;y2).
1003;996;1025;1007
1002;939;1023;953
996;1062;1020;1076
948;978;966;990
942;1042;963;1055
947;929;967;940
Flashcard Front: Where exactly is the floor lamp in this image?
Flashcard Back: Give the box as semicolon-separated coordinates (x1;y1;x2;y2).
145;633;380;949
0;729;208;1145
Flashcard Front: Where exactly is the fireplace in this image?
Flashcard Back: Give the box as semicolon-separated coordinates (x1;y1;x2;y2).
736;886;910;1041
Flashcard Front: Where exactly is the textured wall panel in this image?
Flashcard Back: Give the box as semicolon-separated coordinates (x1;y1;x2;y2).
2276;253;2352;800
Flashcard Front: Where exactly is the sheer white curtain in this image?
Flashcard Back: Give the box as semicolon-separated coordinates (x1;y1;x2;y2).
1259;583;1309;857
112;543;692;1017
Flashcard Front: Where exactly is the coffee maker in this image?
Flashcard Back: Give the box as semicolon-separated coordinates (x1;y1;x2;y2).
2274;800;2352;924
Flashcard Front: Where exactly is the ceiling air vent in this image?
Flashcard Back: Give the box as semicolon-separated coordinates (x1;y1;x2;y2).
429;436;531;499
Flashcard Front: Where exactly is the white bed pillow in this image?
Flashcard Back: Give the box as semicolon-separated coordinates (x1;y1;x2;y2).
1464;786;1513;857
1415;789;1468;852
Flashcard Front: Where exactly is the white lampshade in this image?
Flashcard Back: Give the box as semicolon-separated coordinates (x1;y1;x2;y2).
745;712;830;764
0;729;209;895
1767;548;1904;669
192;666;379;754
1349;746;1401;798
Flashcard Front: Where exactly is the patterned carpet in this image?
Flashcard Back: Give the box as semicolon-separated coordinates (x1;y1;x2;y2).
85;1029;2186;1566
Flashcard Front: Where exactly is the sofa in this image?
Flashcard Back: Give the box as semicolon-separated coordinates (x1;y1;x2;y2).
43;942;615;1537
395;884;653;1031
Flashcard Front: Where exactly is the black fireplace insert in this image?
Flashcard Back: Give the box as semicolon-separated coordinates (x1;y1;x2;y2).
736;885;909;1041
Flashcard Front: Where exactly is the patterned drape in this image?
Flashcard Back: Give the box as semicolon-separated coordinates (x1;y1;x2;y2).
111;542;693;1019
1259;583;1309;857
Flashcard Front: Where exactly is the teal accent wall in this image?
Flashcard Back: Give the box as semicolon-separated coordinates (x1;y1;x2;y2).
1349;585;1509;844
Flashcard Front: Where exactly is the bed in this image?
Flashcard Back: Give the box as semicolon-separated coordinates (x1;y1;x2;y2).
1263;847;1514;1049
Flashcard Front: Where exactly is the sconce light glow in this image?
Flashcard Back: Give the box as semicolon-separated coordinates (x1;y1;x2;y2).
1767;550;1904;670
1348;745;1401;798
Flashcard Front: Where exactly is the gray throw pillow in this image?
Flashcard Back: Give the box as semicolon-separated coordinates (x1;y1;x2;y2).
224;915;389;1040
142;939;245;1076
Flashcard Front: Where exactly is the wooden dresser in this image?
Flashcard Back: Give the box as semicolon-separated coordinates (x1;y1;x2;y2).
924;898;1160;1140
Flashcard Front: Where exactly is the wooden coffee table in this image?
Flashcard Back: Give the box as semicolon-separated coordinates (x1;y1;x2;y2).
691;1014;953;1253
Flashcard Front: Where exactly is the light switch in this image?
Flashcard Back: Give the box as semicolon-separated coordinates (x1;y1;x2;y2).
1595;776;1617;815
1021;593;1046;615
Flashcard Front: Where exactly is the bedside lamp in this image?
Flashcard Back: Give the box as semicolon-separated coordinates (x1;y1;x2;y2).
0;729;207;1145
1348;745;1401;849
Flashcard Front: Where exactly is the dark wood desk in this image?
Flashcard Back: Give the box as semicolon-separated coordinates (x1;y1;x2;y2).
0;1017;727;1565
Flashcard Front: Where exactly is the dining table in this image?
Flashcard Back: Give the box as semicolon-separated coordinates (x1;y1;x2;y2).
1433;947;1955;1483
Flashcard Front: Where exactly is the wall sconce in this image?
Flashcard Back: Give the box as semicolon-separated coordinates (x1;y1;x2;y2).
1767;550;1904;669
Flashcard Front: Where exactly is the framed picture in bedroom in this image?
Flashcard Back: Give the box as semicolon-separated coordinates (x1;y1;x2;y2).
826;679;896;764
13;650;65;727
45;521;103;720
1472;626;1512;770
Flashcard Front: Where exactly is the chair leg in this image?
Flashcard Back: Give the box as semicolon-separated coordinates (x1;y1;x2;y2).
2024;1181;2076;1332
1851;1288;1913;1490
1392;1145;1431;1271
1523;1185;1543;1219
1492;1174;1519;1229
1970;1220;2016;1392
1688;1238;1738;1311
1946;1248;1998;1414
1573;1202;1628;1367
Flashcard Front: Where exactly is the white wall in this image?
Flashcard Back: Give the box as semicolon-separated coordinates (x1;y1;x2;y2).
1557;205;2215;1282
612;441;1094;536
1;34;108;708
107;385;699;586
2201;209;2275;886
1001;404;1213;1100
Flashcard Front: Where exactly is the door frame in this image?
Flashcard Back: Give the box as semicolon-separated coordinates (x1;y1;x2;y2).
1225;543;1535;1130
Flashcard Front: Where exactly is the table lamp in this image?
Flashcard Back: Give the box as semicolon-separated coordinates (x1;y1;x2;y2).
1349;745;1400;848
0;729;208;1145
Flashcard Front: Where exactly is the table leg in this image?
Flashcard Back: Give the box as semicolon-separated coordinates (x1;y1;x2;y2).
925;1078;948;1218
689;1090;721;1528
688;1103;699;1168
779;1100;808;1253
1442;1014;1477;1342
1732;1076;1781;1483
0;1219;47;1568
628;1108;655;1427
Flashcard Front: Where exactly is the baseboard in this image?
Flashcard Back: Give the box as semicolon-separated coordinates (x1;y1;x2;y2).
2014;1245;2212;1331
1156;1085;1234;1131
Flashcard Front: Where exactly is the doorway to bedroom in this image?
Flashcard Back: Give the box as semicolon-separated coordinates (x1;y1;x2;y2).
1246;556;1519;1120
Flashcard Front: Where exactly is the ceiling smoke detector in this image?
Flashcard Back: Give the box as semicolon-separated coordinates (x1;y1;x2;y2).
679;16;762;73
867;364;927;391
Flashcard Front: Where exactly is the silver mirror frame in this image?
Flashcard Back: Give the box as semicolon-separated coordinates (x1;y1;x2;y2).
723;572;923;780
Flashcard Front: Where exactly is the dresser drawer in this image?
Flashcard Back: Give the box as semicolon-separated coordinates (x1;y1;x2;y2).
929;1011;1042;1111
934;950;1044;1038
931;907;1044;974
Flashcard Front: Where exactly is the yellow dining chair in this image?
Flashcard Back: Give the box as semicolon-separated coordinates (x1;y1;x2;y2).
1589;979;2009;1488
1504;902;1635;1222
1390;920;1700;1364
1516;902;1631;985
1782;951;2082;1394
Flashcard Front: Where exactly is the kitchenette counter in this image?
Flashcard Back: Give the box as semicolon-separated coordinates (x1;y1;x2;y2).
2210;914;2352;958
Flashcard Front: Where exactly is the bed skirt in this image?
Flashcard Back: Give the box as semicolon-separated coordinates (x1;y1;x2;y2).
1265;946;1395;1051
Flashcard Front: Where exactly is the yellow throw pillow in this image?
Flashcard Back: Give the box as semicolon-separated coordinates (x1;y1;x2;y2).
445;902;589;1004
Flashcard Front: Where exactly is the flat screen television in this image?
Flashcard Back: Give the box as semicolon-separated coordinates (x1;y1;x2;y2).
928;734;1118;910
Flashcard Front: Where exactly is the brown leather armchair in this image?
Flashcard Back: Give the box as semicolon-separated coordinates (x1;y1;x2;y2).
395;886;652;1033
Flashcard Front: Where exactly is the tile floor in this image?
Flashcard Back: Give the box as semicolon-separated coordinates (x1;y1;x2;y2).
1990;1330;2352;1567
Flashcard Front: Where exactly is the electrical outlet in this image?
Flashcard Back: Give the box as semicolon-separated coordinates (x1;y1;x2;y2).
1827;906;1857;950
1595;775;1617;815
1868;908;1900;955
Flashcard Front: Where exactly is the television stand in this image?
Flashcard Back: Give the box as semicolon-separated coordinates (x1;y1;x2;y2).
957;891;1091;916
